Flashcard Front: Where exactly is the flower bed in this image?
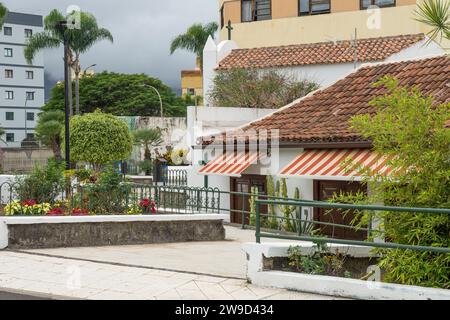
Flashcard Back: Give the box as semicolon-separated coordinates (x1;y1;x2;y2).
4;198;159;217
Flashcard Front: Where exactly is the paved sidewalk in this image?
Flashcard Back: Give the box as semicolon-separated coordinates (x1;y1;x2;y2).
20;226;302;279
0;251;338;300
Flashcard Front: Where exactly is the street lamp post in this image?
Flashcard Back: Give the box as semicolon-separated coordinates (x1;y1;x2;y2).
83;63;96;75
142;84;163;118
57;20;71;170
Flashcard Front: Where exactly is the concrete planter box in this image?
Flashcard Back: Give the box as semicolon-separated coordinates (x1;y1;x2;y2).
0;214;227;249
243;243;450;300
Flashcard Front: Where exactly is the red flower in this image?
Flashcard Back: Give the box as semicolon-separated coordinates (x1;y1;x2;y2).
21;199;37;206
139;198;151;208
47;207;64;216
151;201;157;214
72;208;89;216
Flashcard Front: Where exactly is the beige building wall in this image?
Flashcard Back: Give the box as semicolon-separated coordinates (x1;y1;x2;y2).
181;72;203;97
219;3;449;50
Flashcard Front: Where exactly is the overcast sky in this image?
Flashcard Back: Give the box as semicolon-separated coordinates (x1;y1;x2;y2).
4;0;219;95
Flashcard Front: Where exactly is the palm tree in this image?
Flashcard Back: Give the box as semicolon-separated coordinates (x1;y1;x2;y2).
0;3;8;27
170;22;219;69
35;110;65;161
24;10;113;115
133;129;163;175
69;12;113;114
414;0;450;44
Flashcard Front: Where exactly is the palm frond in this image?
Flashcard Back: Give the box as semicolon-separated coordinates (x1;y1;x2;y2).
24;32;61;64
414;0;450;44
170;22;219;59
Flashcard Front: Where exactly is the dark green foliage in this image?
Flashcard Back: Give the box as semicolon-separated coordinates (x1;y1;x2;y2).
209;68;319;109
43;72;187;117
288;242;350;277
14;159;65;203
334;77;450;288
82;166;131;214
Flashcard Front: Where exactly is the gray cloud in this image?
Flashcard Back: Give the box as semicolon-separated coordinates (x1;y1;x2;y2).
4;0;218;93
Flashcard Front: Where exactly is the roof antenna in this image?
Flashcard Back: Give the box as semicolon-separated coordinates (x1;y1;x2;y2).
352;28;358;69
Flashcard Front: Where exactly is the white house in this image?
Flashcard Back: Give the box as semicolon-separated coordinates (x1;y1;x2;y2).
192;55;449;238
202;33;444;107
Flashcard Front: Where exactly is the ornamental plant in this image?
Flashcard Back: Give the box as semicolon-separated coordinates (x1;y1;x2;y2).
68;110;133;168
335;77;450;288
5;200;51;216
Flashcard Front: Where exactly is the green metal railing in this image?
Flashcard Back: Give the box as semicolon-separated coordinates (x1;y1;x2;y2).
254;199;450;254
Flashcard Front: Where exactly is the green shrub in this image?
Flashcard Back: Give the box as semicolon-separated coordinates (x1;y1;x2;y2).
68;110;133;167
14;159;65;203
335;77;450;288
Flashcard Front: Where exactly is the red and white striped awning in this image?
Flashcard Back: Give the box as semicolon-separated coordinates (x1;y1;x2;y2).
198;151;262;177
279;149;392;180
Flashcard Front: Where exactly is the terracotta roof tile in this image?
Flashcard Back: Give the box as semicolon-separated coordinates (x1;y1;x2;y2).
204;56;449;146
216;34;425;70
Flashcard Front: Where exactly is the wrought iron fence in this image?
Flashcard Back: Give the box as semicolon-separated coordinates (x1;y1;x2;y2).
2;179;449;255
163;168;187;186
254;199;450;254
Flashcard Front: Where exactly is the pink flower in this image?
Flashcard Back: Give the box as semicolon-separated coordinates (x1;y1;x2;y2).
21;200;37;206
139;199;151;208
47;208;64;216
72;208;89;216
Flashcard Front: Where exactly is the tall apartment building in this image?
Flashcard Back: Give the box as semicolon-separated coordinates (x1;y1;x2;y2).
0;12;44;148
219;0;448;49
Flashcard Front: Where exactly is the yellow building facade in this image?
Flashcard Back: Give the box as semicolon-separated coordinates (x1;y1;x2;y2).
181;70;203;97
218;0;449;49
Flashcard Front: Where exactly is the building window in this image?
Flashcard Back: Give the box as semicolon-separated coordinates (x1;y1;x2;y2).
26;133;35;139
361;0;395;9
26;71;34;79
26;92;35;101
25;29;33;38
3;26;12;36
4;48;13;57
6;112;14;121
187;88;196;96
299;0;331;15
5;91;14;100
6;133;14;142
5;69;13;78
220;5;225;29
27;112;35;121
242;0;271;22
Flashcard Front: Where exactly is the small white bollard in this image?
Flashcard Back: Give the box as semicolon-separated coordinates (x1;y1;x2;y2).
0;221;8;249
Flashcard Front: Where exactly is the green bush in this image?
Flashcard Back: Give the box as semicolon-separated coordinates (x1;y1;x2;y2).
209;68;318;109
68;110;133;167
14;159;65;203
336;77;450;288
81;166;131;214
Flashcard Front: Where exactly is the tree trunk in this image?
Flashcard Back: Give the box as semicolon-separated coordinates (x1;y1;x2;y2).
53;138;62;162
68;65;73;117
74;57;81;115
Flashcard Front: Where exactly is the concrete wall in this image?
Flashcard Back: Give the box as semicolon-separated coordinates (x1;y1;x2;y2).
218;3;449;50
1;214;227;249
1;148;52;173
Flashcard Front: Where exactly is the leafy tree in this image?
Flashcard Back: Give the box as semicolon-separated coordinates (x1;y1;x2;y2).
35;110;65;160
170;22;218;68
44;72;186;117
414;0;450;44
24;9;113;115
209;68;319;108
0;3;8;27
68;110;133;168
336;77;450;288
